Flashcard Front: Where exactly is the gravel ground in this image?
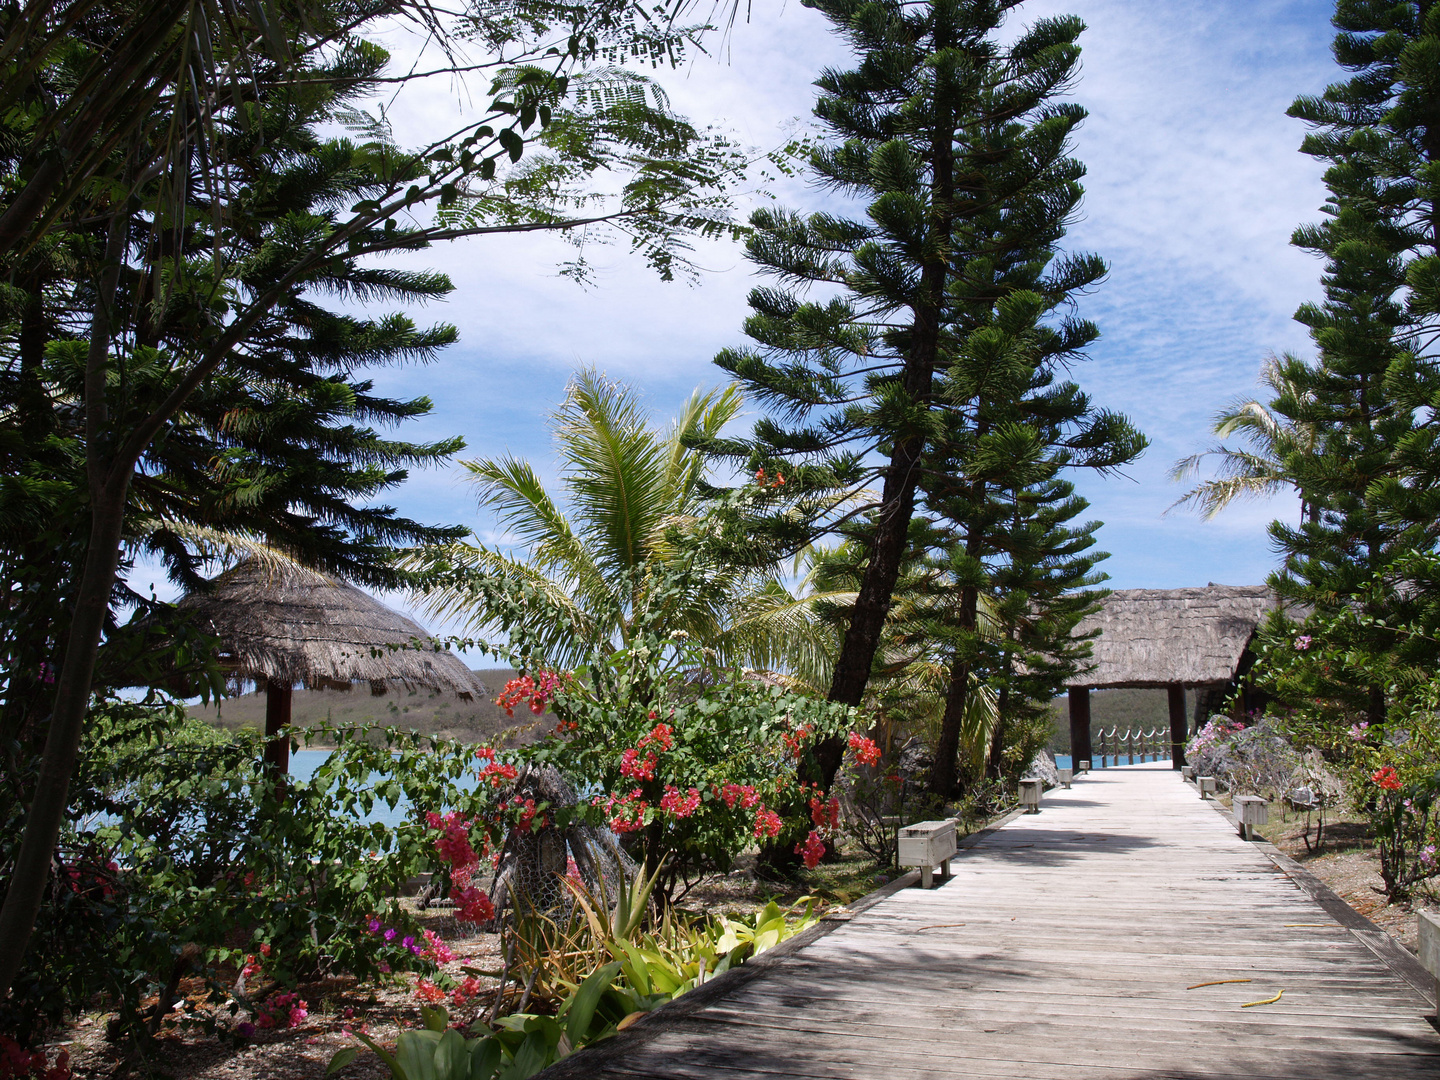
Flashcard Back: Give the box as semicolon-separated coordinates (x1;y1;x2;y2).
54;906;504;1080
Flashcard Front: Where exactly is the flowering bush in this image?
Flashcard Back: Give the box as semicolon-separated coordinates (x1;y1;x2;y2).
1247;595;1440;899
253;992;308;1030
476;631;860;901
4;697;503;1048
0;1038;69;1080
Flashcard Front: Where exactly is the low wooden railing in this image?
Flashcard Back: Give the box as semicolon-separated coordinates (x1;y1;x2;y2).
1092;726;1171;767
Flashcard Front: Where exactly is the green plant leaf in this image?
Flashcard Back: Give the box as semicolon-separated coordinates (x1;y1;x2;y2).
565;960;624;1048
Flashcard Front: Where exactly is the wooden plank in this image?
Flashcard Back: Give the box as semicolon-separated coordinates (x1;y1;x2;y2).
536;764;1440;1080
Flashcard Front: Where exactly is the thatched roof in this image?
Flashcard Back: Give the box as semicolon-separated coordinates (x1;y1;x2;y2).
1068;585;1282;690
178;561;489;698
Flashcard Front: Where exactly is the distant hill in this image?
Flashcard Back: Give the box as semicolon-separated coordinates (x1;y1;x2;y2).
1048;687;1195;752
188;668;546;746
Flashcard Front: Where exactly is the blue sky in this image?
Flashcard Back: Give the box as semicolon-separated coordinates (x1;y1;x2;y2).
142;1;1344;623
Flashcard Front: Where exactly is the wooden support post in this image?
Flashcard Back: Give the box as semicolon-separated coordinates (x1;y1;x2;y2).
1069;687;1092;773
1168;684;1187;770
263;680;294;774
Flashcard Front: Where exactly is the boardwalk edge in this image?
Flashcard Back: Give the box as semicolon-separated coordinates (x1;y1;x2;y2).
1192;781;1438;1014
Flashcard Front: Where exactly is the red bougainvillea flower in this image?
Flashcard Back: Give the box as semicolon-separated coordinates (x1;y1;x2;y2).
752;806;783;839
1372;766;1402;791
479;760;519;788
782;723;816;760
660;785;701;818
450;976;483;1007
454;885;495;924
414;979;446;1004
847;732;882;767
638;722;674;752
509;796;542;832
619;747;658;780
595;789;649;833
810;795;840;831
794;829;826;869
714;782;760;810
494;670;565;717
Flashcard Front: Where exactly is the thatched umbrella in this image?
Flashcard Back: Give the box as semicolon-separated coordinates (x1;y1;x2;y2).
178;560;489;772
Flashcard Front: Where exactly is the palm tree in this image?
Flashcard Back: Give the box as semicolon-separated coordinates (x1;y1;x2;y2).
412;370;762;667
1168;353;1320;522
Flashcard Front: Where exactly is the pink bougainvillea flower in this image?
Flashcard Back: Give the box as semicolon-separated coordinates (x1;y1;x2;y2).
422;929;454;965
619;747;658;780
660;785;701;818
454;885;495;925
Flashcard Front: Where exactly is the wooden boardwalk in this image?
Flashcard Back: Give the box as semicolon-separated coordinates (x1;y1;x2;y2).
546;763;1440;1080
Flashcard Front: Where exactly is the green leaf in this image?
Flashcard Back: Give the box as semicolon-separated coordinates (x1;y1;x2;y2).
496;1031;554;1080
565;960;624;1047
469;1037;503;1080
326;1047;359;1076
396;1030;443;1080
435;1029;469;1079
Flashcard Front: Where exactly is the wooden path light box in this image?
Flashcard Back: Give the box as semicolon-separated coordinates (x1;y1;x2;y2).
1019;778;1044;813
1234;795;1268;840
898;820;957;889
1420;911;1439;1018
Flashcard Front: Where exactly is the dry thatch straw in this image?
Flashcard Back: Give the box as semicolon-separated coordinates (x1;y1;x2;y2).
178;560;489;699
1070;585;1284;690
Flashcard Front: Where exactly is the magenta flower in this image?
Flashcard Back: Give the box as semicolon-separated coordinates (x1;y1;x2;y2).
1294;635;1312;651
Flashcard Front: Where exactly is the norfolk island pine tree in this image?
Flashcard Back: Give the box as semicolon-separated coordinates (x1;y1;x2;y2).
698;0;1139;787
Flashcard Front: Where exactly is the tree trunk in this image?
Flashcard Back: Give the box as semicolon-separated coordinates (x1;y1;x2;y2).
819;13;957;785
0;484;129;993
0;205;129;996
928;651;970;798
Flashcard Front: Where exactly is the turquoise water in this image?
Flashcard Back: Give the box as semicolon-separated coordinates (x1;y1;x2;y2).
1055;754;1170;769
289;748;419;830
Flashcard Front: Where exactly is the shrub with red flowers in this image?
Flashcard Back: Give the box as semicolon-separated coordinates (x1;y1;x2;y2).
0;1037;69;1080
1244;583;1440;900
474;629;859;901
1372;766;1402;791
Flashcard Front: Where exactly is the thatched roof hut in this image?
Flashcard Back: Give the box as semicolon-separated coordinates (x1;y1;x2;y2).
178;561;488;771
1069;584;1281;690
179;560;488;697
